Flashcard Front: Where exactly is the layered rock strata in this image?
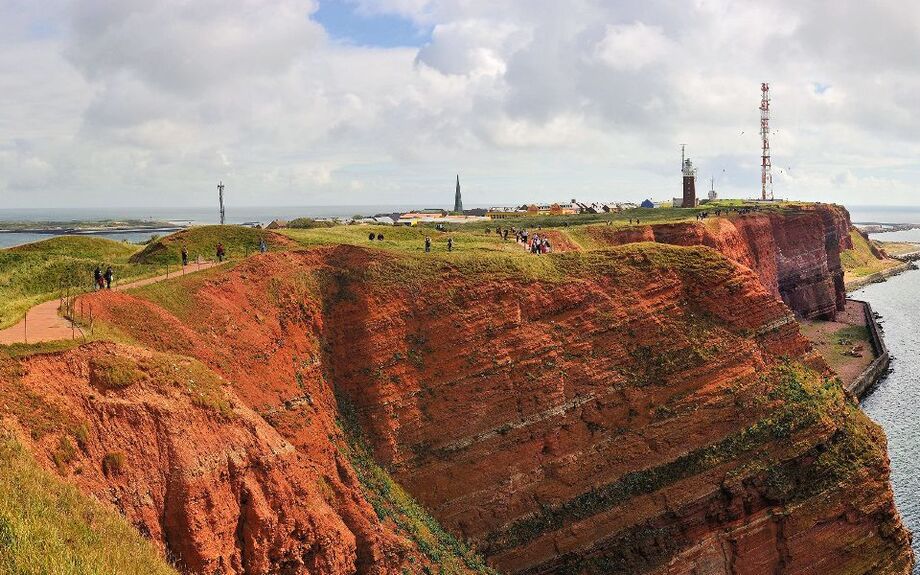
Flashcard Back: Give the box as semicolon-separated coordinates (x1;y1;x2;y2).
44;242;910;574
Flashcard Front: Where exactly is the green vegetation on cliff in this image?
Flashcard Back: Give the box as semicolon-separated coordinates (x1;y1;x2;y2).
483;362;844;556
0;425;177;575
130;225;290;265
841;228;900;280
336;393;497;575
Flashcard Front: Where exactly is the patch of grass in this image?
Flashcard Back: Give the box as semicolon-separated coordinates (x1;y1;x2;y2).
1;339;83;359
282;224;522;256
89;355;145;392
130;225;290;266
0;427;177;574
0;236;159;329
287;218;337;229
101;452;125;477
52;436;78;473
144;354;235;418
128;263;233;321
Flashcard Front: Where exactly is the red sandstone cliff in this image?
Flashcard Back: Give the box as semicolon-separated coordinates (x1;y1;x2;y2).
584;204;853;320
0;214;910;575
39;242;907;575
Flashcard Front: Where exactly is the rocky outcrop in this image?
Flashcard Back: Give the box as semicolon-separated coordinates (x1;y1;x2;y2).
1;343;365;574
585;204;853;320
64;242;912;575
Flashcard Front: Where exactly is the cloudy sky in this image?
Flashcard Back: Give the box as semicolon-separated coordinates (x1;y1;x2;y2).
1;0;919;209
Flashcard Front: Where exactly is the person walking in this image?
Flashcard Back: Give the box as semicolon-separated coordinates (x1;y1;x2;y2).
259;238;267;254
93;265;103;290
181;245;189;266
103;266;114;289
424;236;431;253
447;237;453;252
216;242;225;262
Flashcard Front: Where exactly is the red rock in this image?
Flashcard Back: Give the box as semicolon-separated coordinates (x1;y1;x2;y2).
3;214;910;575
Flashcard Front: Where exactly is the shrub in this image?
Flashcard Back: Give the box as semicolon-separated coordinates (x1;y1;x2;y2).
89;356;144;392
73;423;90;452
288;218;336;229
101;452;125;477
52;436;77;472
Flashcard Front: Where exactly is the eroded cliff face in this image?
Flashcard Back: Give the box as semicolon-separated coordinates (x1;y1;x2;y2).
49;242;911;575
0;225;910;574
585;204;853;320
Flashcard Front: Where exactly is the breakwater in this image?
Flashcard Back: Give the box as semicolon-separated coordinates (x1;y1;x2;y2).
845;298;890;398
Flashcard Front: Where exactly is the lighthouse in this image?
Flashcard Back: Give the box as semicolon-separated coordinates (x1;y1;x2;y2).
681;146;697;208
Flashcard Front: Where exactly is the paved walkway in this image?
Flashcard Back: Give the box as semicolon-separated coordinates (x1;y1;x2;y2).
0;261;221;346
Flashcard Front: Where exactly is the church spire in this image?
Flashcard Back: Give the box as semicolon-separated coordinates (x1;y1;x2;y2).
454;174;463;213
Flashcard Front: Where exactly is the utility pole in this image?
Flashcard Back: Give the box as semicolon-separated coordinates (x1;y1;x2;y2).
760;83;773;201
218;181;226;224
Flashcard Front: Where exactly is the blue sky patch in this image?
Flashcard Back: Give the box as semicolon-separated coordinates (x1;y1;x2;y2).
313;0;431;48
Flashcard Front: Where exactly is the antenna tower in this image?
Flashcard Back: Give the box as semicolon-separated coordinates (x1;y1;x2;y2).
218;181;226;225
760;83;773;201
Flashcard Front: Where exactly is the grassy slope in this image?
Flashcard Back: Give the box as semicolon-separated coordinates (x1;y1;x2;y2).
131;225;289;266
840;229;900;279
0;426;177;575
0;237;159;330
459;200;811;231
281;224;526;255
337;395;497;575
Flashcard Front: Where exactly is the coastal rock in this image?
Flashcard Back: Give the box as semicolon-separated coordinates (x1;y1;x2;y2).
586;204;853;320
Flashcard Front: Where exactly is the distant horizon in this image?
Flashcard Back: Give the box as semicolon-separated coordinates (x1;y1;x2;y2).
3;202;920;211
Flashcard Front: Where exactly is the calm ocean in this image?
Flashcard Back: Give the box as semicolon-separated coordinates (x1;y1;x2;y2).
0;205;450;249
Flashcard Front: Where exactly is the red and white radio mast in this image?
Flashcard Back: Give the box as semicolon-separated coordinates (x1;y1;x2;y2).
760;82;773;201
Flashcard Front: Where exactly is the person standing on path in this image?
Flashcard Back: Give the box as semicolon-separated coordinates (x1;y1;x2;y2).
181;245;189;266
259;238;267;254
94;266;103;290
103;266;114;289
216;242;225;262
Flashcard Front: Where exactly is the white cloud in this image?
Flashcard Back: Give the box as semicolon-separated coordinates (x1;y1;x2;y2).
2;1;920;208
594;22;673;71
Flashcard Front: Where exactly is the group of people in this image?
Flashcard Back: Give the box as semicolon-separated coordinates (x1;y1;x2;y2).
93;265;115;290
512;229;552;254
424;236;453;252
525;232;552;254
696;206;761;220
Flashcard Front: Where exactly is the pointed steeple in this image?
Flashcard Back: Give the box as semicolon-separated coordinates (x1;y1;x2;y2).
454;174;463;213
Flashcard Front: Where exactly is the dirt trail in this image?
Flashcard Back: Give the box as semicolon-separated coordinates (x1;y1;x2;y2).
0;261;222;345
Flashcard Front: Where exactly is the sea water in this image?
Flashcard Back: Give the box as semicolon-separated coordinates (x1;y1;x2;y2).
0;205;448;249
854;269;920;571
